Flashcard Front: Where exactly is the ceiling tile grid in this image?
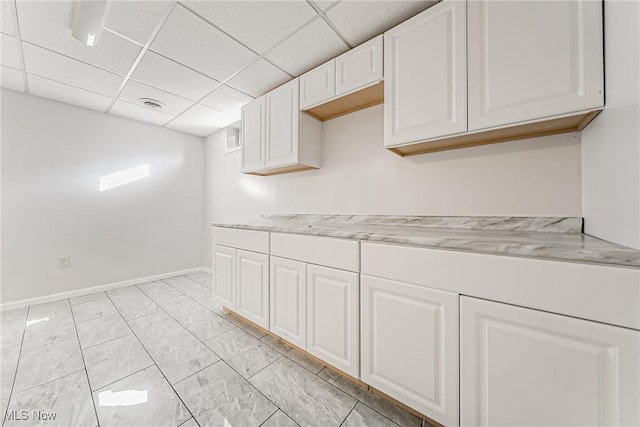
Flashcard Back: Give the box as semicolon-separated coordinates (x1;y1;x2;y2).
28;74;113;112
1;0;13;35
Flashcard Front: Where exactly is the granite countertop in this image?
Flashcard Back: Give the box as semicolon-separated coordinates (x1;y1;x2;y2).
212;215;640;268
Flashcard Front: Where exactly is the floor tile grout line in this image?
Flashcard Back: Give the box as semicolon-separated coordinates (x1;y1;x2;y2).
79;331;134;352
2;305;29;427
6;368;87;400
337;400;358;427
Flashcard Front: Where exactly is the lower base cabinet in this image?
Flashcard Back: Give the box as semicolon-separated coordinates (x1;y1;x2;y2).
213;244;236;310
460;296;640;426
361;275;459;426
270;256;307;349
236;250;269;329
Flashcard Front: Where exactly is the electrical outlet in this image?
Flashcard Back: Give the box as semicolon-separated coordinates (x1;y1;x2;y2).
59;256;71;268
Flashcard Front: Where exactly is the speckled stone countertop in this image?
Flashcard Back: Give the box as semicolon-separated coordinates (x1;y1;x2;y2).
212;215;640;268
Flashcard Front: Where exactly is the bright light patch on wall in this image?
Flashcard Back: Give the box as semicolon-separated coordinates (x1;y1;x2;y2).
99;164;149;192
98;390;148;407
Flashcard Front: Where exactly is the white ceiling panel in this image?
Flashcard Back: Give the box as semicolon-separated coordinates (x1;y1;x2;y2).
131;51;219;102
226;59;291;98
1;0;13;36
1;65;24;92
16;0;141;75
110;100;175;126
28;74;112;112
181;1;316;55
22;43;123;97
326;0;436;46
312;1;341;12
265;18;349;76
104;1;172;45
151;4;257;82
166;104;231;137
1;33;20;69
200;85;253;120
119;80;193;116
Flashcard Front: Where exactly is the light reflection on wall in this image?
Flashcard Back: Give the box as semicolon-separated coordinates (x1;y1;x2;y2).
239;177;268;200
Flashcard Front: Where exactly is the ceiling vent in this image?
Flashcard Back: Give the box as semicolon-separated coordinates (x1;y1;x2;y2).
139;98;165;110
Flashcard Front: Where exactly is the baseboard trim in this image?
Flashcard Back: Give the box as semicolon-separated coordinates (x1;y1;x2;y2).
0;267;211;312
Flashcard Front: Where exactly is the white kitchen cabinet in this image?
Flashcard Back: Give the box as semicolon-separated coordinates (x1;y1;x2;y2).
384;0;467;147
300;60;336;110
241;96;265;173
460;296;640;426
336;35;383;97
467;0;604;131
306;265;359;377
236;250;269;329
361;275;459;426
270;256;307;349
213;244;236;310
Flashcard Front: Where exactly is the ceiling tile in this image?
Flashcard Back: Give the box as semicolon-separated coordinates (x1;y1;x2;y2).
200;85;253;121
1;0;13;35
22;43;123;97
265;18;349;76
110;100;174;126
312;1;341;12
131;51;219;102
166;104;231;137
119;80;193;116
226;59;291;98
16;0;141;75
151;4;257;82
1;33;20;69
181;1;316;55
1;65;24;91
28;74;112;112
326;0;436;46
104;1;171;45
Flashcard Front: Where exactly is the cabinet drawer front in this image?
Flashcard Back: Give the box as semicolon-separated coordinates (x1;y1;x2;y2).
300;60;336;109
236;250;269;328
213;245;236;310
336;35;383;97
212;227;269;254
270;256;307;349
461;296;640;426
271;232;359;272
361;275;459;426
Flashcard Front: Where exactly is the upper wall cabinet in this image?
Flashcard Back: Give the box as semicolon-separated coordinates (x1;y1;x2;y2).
241;96;266;173
335;35;383;98
300;60;336;110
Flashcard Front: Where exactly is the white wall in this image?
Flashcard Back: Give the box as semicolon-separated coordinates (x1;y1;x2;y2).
204;104;582;262
1;89;205;304
582;0;640;250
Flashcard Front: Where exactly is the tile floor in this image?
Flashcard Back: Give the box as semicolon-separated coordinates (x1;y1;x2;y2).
1;273;429;427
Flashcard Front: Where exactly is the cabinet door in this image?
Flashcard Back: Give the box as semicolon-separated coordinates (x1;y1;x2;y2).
460;296;640;426
336;35;383;97
213;245;236;310
270;256;306;349
300;60;336;110
384;0;467;147
307;265;359;377
361;275;459;426
241;96;265;173
467;0;604;131
266;79;300;169
236;250;269;329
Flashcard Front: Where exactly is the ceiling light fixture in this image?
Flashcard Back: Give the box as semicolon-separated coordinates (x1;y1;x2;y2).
71;0;110;46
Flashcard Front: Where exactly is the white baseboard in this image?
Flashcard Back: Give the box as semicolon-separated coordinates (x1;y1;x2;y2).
0;267;211;312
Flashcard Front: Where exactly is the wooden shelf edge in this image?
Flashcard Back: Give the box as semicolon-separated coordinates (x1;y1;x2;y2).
303;81;384;122
246;164;318;177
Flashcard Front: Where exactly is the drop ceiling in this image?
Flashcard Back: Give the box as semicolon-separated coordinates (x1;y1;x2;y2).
1;0;435;137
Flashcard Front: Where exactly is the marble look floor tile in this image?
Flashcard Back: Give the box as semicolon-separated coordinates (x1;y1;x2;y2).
13;337;84;393
164;276;211;300
224;314;268;339
250;358;357;427
317;368;423;427
93;365;190;427
175;362;276;427
111;295;161;321
72;299;118;323
1;398;8;418
261;335;324;374
143;331;219;384
342;403;399;427
22;312;77;351
186;272;212;288
128;311;185;343
173;309;235;341
5;370;97;427
83;334;153;390
77;313;132;349
1;340;22;372
1;307;27;344
70;291;109;306
107;285;146;301
27;300;70;321
195;298;229;316
137;281;184;302
262;409;299;427
178;418;198;427
157;295;203;318
1;368;15;401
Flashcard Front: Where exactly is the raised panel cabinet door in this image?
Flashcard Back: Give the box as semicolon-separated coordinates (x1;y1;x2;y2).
460;296;640;427
269;256;307;349
213;245;236;310
384;0;467;147
236;250;269;329
266;79;300;169
467;0;604;131
241;96;265;173
361;275;459;426
300;60;336;110
307;265;359;377
336;35;383;96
